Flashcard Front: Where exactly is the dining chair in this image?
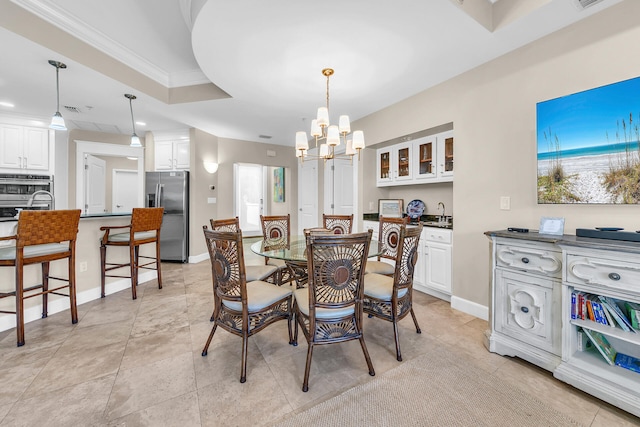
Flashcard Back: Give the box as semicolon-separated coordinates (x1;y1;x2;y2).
292;230;375;392
210;217;278;284
201;227;293;383
365;216;409;276
322;214;354;234
284;228;333;289
363;223;423;361
260;214;292;285
100;207;164;300
0;209;81;346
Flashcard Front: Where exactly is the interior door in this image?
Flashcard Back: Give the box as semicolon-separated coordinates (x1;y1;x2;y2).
85;154;106;214
234;163;265;237
112;169;138;212
298;160;318;234
324;156;358;230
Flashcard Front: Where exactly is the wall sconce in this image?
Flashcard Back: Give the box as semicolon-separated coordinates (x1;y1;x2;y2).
203;162;219;174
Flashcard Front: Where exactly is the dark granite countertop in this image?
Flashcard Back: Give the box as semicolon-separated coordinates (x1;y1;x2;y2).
0;212;132;223
485;229;640;255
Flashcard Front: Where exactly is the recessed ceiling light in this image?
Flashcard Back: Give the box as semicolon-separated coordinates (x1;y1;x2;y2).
0;101;15;108
135;121;146;126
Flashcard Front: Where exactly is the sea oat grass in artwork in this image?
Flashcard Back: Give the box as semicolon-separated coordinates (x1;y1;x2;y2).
603;164;640;203
537;174;581;203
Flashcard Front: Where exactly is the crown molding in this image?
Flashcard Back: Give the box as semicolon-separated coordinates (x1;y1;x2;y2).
11;0;209;88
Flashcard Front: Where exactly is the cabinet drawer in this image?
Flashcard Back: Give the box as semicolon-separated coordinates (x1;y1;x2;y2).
423;228;451;244
565;254;640;294
496;243;561;278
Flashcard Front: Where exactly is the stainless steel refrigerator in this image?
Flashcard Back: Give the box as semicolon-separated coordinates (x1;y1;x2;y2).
145;171;189;262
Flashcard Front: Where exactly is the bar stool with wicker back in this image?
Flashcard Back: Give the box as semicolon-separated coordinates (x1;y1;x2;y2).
100;207;164;300
322;214;354;234
0;209;81;347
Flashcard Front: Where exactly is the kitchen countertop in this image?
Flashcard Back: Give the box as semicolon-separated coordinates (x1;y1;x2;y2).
362;213;453;229
0;212;132;222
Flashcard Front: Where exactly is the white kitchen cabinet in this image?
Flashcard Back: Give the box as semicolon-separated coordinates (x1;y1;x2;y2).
155;140;190;170
376;130;453;187
0;124;49;171
414;227;452;301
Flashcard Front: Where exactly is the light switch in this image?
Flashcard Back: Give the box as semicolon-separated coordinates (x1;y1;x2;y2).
207;197;217;204
500;196;510;210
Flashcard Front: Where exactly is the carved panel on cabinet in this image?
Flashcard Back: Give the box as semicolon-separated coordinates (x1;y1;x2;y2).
496;244;561;277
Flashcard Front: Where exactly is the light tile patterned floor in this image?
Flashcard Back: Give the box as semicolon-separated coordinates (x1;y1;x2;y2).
0;261;638;426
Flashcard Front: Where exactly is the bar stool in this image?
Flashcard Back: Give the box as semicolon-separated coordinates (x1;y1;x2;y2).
0;209;82;347
100;207;164;300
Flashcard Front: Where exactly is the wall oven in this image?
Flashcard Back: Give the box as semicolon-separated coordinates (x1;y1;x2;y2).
0;174;54;218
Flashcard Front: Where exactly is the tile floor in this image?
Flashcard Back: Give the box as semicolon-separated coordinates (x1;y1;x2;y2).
0;260;638;426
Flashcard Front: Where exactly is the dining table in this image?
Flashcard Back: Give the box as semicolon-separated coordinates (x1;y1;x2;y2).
250;236;384;287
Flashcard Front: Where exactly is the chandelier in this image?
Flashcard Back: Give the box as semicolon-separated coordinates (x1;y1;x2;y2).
295;68;365;163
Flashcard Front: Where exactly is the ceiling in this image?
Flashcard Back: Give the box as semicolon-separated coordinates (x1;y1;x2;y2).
0;0;622;147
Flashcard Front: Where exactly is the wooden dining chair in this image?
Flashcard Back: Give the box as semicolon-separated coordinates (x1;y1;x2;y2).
100;207;164;300
202;227;293;383
322;214;354;234
0;209;81;346
364;224;423;361
260;214;292;285
292;230;375;392
365;216;409;276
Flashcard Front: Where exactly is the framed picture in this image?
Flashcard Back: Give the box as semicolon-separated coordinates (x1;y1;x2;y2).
539;217;565;235
273;167;285;202
378;199;404;218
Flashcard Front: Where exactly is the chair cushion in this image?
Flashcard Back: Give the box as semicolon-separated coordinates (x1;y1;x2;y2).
365;260;395;276
267;258;286;268
0;243;69;261
245;264;278;281
222;280;292;312
107;231;156;242
294;288;355;319
364;273;407;301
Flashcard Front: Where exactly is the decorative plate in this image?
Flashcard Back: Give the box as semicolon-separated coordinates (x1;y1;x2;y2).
406;199;426;220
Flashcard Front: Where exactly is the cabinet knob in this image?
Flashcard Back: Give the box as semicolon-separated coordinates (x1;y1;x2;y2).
521;306;529;313
521;257;530;264
608;272;621;281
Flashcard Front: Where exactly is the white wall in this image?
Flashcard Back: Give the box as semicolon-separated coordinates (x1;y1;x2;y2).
356;1;640;311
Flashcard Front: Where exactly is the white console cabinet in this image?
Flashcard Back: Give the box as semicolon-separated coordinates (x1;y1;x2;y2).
486;230;640;418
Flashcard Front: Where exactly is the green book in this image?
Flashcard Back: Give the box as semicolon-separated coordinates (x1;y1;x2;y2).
624;301;640;330
582;328;617;365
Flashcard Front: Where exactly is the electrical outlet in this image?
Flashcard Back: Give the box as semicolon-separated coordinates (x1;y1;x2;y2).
500;196;511;210
79;261;88;272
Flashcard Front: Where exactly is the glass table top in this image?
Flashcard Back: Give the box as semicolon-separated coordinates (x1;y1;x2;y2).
250;236;383;262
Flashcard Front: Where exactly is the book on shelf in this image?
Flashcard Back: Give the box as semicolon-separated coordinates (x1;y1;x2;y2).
577;329;594;352
598;299;617;328
582;328;617;365
571;292;577;320
624;301;640;330
586;299;596;322
614;353;640;374
577;292;586;320
586;295;607;325
598;296;634;332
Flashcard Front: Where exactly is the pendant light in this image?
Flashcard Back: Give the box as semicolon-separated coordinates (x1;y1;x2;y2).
124;94;142;147
48;60;67;131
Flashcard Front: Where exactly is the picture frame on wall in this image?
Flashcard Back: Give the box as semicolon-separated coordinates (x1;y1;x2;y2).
378;199;404;218
273;167;285;203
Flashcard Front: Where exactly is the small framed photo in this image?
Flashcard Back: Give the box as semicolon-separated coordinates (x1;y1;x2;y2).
378;199;404;218
539;217;565;235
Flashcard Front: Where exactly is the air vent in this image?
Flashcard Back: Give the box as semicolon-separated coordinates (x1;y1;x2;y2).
63;105;82;113
573;0;605;10
259;134;272;139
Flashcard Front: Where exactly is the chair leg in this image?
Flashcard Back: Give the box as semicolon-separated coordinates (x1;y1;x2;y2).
69;253;78;325
302;342;314;392
410;307;421;334
359;335;376;376
287;298;294;345
41;262;49;318
155;241;162;290
201;321;218;356
100;244;107;298
240;333;248;383
392;318;402;362
16;263;25;347
130;244;137;300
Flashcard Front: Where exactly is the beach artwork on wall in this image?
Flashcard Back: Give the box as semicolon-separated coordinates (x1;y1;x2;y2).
537;76;640;204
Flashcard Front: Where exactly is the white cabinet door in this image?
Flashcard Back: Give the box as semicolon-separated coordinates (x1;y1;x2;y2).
414;239;428;289
413;135;437;181
437;131;454;181
376;147;393;186
23;127;49;170
155;141;174;170
393;142;413;182
174;140;190;169
0;124;23;169
426;241;452;294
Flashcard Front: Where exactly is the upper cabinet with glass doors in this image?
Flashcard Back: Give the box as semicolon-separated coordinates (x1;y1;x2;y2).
376;130;453;187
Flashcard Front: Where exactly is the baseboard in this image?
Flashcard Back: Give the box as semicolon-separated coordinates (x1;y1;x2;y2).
188;252;208;264
451;295;488;321
0;271;157;333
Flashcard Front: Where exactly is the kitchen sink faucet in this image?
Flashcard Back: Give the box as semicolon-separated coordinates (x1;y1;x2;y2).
437;202;446;222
